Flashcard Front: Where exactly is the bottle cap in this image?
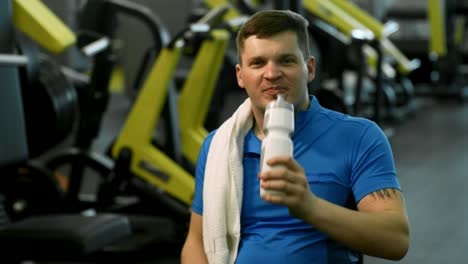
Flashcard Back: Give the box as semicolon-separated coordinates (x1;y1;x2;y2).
265;94;294;112
263;94;294;133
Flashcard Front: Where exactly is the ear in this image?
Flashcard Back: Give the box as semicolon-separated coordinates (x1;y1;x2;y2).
235;64;245;88
306;56;315;82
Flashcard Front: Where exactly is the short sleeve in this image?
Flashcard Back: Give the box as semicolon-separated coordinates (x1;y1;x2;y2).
191;131;216;215
350;122;401;203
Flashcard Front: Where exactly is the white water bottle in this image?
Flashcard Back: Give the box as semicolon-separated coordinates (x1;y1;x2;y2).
259;94;294;197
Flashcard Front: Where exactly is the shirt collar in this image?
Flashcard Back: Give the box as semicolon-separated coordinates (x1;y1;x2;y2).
294;95;320;136
244;95;321;155
244;129;261;155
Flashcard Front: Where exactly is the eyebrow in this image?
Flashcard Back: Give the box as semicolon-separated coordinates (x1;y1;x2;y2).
247;53;299;62
278;53;299;59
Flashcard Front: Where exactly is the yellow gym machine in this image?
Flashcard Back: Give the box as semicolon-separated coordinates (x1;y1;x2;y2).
109;4;234;209
428;0;467;99
386;0;468;99
35;0;236;224
47;0;172;212
301;0;420;122
13;0;75;53
305;0;420;75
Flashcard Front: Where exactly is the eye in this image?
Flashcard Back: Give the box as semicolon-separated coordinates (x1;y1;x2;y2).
249;58;265;68
281;56;297;64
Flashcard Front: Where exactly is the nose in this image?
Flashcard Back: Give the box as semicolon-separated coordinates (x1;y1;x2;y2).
263;62;282;81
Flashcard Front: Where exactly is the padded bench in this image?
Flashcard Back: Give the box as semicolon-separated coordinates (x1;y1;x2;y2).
0;213;131;261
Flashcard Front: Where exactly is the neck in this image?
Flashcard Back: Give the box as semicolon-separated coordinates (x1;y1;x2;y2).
298;95;311;112
253;122;265;140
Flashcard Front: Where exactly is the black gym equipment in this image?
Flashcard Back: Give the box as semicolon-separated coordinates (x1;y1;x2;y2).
17;33;79;158
0;0;80;221
0;1;131;263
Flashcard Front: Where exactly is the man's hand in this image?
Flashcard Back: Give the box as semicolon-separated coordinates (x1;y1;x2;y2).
259;156;317;220
258;156;409;260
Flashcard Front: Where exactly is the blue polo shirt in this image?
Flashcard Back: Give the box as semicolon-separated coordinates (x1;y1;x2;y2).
192;96;400;263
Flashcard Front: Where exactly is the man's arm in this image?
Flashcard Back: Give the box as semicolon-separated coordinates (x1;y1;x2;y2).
181;212;208;263
303;188;409;260
260;156;410;260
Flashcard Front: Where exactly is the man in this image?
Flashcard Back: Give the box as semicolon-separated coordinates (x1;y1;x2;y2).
181;9;409;263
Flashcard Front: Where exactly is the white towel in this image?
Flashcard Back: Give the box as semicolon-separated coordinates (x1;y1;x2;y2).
203;98;253;264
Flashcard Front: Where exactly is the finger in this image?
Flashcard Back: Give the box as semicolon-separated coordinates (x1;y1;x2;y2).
261;190;301;206
259;167;289;181
263;170;310;190
262;192;285;204
267;156;303;172
261;178;301;195
261;169;304;188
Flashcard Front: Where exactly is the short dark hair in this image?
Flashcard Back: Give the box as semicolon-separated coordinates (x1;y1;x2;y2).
236;10;310;63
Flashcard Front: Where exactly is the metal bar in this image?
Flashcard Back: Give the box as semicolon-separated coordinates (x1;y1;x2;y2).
0;54;28;66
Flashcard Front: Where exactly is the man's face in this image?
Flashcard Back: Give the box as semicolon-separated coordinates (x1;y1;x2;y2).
236;31;315;114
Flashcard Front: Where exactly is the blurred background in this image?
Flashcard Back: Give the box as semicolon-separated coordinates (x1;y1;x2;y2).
0;0;467;263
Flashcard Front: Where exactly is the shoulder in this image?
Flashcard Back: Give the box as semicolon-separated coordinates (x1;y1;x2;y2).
194;130;219;181
199;130;218;158
204;130;218;146
311;107;391;158
317;106;381;137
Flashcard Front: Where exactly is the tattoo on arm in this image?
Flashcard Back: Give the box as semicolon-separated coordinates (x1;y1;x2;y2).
370;188;399;200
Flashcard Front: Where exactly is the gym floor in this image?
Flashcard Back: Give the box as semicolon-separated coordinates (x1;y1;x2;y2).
364;96;468;264
95;87;468;264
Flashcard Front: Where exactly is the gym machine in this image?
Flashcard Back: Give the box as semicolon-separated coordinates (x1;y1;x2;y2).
45;0;172;213
0;0;79;221
40;0;204;258
44;0;236;224
108;4;234;210
302;0;420;124
385;0;468;100
0;1;137;263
